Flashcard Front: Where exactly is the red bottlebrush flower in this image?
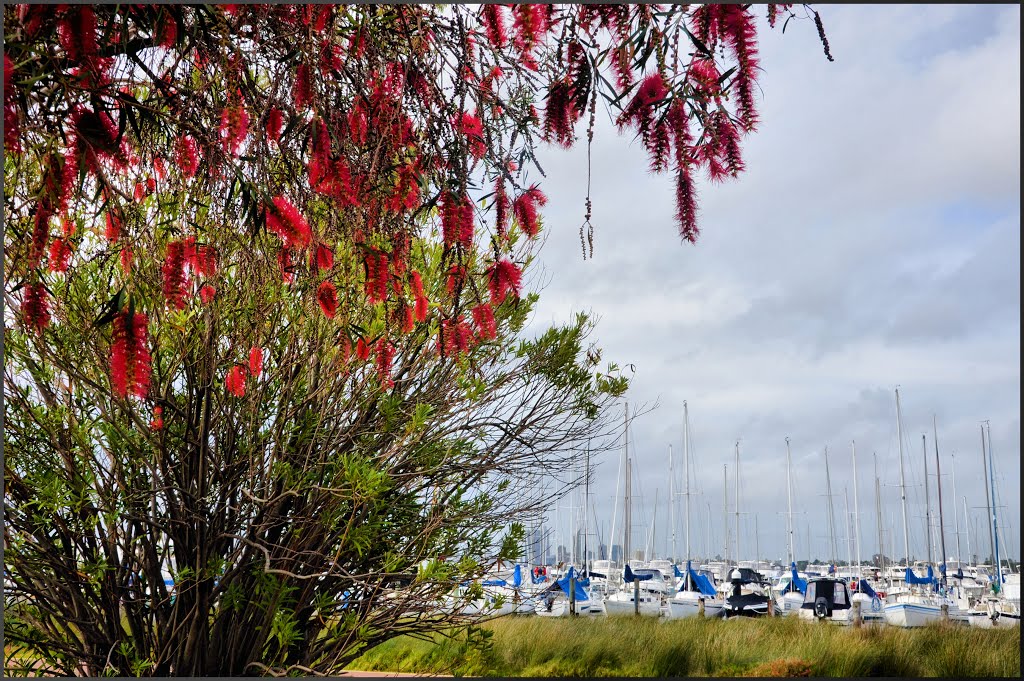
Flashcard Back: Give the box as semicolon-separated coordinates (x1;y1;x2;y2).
472;303;497;340
488;258;523;304
266;196;311;249
61;216;76;237
494;177;510;238
133;181;146;201
375;254;389;303
512;185;546;238
162;240;188;310
687;58;721;98
719;5;760;131
57;5;97;62
314;5;333;32
355;337;370;361
314;243;334;271
348;101;368;145
375;338;396;388
58;150;77;213
675;165;699;243
317;280;338;318
154;157;166;180
482;4;507;47
225;364;247;397
617;73;669;136
453;317;474;354
543;78;578;148
4;100;20;153
249;346;263;377
110;311;151;398
277;247;295;283
293;63;313;110
150;406;163;430
29;205;51;269
104;210;121;242
512;4;547;57
158;10;178;48
266;107;284;144
176;135;200;178
3;52;13;94
400;302;415;333
48;237;72;272
219;104;249;155
120;247;133;273
21;282;50;333
410;270;425;298
199;284;216;304
441;193;475;249
414;295;429;322
453;111;486;159
197;245;218;276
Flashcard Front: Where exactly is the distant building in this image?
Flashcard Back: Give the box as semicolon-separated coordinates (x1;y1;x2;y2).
611;544;622;563
598;543;608;560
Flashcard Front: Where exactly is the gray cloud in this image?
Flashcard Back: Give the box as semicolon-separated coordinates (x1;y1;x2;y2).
522;5;1020;566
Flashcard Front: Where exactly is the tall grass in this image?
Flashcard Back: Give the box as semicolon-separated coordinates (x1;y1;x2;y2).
348;616;1021;677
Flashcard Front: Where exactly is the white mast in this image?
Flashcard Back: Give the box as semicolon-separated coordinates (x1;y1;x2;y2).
669;443;675;564
824;445;837;568
624;402;631;568
896;388;911;570
921;433;934;570
684;401;691;567
951;451;962;569
963;496;972;565
723;464;729;568
852;441;863;581
734;441;741;564
786;437;795;566
844;488;853;574
933;415;948;584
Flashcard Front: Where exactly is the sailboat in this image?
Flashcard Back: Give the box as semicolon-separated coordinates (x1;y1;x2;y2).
722;440;776;618
667;402;725;618
882;388;964;627
775;438;806;615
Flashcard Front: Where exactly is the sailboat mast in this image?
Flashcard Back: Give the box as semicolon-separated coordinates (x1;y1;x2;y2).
896;388;911;569
824;445;837;568
951;450;962;570
785;438;795;566
933;416;947;584
844;488;852;573
963;496;972;565
986;421;1002;588
584;439;591;575
874;452;885;577
734;441;741;565
723;464;729;567
922;433;934;570
852;441;863;581
624;402;631;568
980;423;994;564
669;443;675;564
684;401;691;565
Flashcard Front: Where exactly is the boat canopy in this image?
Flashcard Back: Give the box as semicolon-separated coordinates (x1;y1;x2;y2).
545;566;589;601
905;565;936;585
856;578;877;598
788;563;807;595
681;560;717;597
624;564;654;583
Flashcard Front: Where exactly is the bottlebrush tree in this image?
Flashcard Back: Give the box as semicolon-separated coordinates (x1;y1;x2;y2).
3;3;831;676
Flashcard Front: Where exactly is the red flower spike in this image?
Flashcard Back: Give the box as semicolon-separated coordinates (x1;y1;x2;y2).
120;247;133;274
219;104;249;155
266;196;311;249
317;280;338;318
453;111;486;159
375;338;396;388
410;270;425;298
355;338;370;361
225;365;247;397
21;282;50;333
57;5;98;62
104;209;121;242
61;216;76;238
249;346;264;377
29;206;51;269
199;284;216;304
130;312;151;398
400;303;415;333
266;107;284;143
512;186;546;238
482;4;507;47
48;237;72;272
176;135;200;178
293;63;313;110
162;241;188;310
488;258;523;304
375;254;389;303
415;295;429;323
110;311;151;398
472;303;497;341
314;243;334;271
111;315;129;396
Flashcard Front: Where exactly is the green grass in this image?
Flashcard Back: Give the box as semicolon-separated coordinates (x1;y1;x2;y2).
347;616;1021;677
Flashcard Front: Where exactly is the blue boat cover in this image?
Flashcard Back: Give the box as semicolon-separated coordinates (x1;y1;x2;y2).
905;565;936;585
857;579;877;598
673;564;685;578
685;560;717;597
482;578;507;586
512;564;522;588
553;566;589;601
789;563;807;595
624;564;653;583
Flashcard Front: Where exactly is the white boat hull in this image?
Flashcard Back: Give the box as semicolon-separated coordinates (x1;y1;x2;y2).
666;592;724;619
603;593;662;617
883;602;945;627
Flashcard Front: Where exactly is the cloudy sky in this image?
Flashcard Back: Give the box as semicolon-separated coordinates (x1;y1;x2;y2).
522;5;1020;567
